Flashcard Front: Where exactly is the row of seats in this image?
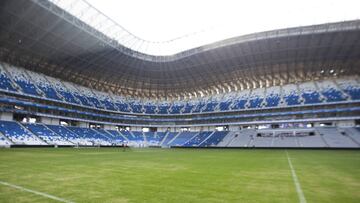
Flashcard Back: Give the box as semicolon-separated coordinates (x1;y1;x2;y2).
0;120;230;147
218;128;360;148
0;63;359;115
0;120;46;145
0;120;359;148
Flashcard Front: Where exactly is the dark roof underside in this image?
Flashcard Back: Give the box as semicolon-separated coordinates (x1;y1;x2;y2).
0;0;360;99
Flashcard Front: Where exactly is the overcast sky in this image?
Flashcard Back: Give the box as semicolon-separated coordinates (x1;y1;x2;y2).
56;0;360;55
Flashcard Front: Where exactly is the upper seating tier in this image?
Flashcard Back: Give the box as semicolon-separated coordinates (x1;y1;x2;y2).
0;63;359;115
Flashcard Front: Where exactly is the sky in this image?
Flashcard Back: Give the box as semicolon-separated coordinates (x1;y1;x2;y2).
54;0;360;55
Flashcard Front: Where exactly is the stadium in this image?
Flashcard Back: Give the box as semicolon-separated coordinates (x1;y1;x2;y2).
0;0;359;202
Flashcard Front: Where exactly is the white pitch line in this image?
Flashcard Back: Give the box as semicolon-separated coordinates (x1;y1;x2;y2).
0;180;75;203
285;150;307;203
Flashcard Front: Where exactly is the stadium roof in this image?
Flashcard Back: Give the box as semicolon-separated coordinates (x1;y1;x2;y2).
53;0;360;56
0;0;360;99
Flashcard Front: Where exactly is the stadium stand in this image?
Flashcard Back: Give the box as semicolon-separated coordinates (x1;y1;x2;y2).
68;127;112;145
199;131;229;147
161;132;180;146
0;63;359;116
4;64;41;96
24;123;73;145
0;119;359;148
0;64;17;92
169;132;198;146
46;125;93;146
0;12;359;150
0;121;46;145
103;129;128;143
183;131;213;147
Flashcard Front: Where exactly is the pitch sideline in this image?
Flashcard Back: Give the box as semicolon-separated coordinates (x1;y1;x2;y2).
0;180;75;203
285;150;307;203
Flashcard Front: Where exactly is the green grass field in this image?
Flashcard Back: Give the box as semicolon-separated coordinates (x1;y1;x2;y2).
0;148;359;203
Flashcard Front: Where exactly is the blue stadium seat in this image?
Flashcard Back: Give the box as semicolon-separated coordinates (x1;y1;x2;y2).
104;130;127;143
16;80;40;96
86;96;104;109
321;88;346;102
202;101;218;112
115;101;130;112
74;94;93;107
58;90;80;104
158;104;170;114
119;131;134;140
24;123;72;145
144;104;156;114
100;99;117;111
161;132;178;146
0;121;44;145
36;84;61;100
131;131;145;141
284;94;301;105
265;95;280;107
219;101;232;111
183;131;212;146
182;103;195;114
144;132;159;144
130;102;143;113
169;132;197;146
231;99;247;110
199;131;228;147
192;102;206;113
68;127;111;145
302;92;321;104
343;86;360;100
248;98;263;108
0;72;17;92
170;104;183;114
156;132;167;143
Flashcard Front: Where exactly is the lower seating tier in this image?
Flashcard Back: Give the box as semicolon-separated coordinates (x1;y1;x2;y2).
0;120;359;148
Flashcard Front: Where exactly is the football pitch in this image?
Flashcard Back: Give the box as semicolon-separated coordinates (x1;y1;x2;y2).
0;148;359;203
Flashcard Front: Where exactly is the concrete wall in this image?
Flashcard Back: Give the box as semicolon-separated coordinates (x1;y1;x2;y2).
157;127;171;132
229;125;241;131
78;122;89;128
0;112;13;121
40;117;59;125
335;120;355;127
132;126;142;132
104;125;117;130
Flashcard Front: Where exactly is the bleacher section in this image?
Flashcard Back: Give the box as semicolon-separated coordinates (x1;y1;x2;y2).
0;64;17;92
68;127;111;145
316;127;358;148
47;125;92;145
0;120;45;145
282;84;301;106
183;131;212;147
26;71;61;100
199;131;228;147
161;132;179;146
104;130;127;143
168;132;197;146
24;123;73;145
299;82;322;104
4;64;40;96
0;63;359;115
0;120;359;148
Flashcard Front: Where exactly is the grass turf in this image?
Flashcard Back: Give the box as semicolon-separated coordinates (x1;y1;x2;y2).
0;148;359;203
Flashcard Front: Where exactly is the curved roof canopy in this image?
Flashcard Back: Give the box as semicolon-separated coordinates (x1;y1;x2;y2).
0;0;360;99
51;0;360;56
